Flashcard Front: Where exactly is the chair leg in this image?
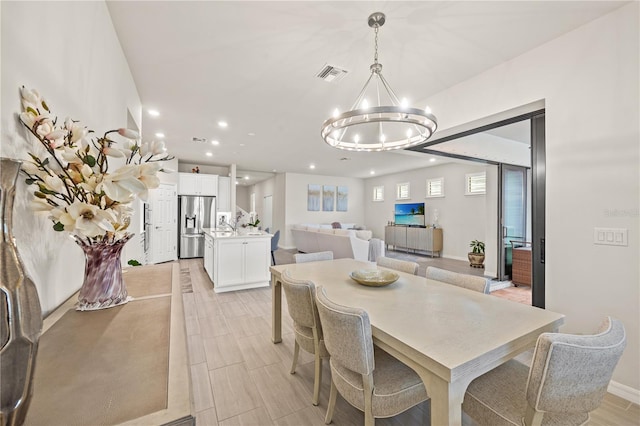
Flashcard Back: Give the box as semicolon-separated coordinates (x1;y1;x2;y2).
290;340;300;374
271;251;276;265
524;404;544;426
325;380;337;425
312;352;322;405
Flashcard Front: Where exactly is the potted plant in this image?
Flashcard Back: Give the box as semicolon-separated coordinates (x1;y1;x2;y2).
468;240;485;268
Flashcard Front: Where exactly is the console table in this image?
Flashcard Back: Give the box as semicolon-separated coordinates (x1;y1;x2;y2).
385;225;443;257
24;263;193;426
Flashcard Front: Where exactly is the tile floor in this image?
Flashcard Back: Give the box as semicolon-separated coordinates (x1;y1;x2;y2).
181;256;638;425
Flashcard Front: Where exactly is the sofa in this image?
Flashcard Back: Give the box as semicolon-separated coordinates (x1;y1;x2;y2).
291;225;374;261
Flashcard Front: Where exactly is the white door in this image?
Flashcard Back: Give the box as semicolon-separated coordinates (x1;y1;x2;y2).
263;195;273;232
150;183;178;263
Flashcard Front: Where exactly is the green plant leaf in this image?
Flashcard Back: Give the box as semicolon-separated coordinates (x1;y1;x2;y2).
25;178;36;185
84;155;96;167
53;222;64;231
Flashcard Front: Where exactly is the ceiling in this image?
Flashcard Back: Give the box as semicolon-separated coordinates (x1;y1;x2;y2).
107;1;626;182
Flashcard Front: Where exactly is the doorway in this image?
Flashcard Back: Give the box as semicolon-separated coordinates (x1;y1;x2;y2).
499;164;529;282
263;195;273;232
148;183;178;264
408;110;546;307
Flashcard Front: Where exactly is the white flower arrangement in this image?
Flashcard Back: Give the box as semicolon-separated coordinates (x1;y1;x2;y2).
18;87;173;242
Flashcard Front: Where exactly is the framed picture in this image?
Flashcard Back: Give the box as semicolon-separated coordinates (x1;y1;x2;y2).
307;184;321;211
216;212;231;227
322;185;335;211
337;186;348;211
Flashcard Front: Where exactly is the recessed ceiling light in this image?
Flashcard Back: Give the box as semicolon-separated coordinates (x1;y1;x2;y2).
239;143;245;147
272;169;277;172
148;109;160;117
370;170;375;175
211;140;220;145
244;176;249;180
309;164;316;169
206;152;213;157
235;181;239;185
429;158;436;162
248;132;255;136
218;121;228;128
155;132;165;138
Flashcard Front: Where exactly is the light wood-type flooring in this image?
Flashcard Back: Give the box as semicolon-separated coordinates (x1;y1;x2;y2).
180;257;639;425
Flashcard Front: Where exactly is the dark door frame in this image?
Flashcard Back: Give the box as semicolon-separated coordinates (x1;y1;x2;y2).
408;109;546;308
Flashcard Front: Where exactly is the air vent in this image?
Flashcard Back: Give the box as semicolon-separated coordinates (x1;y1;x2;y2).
192;137;207;143
316;64;348;83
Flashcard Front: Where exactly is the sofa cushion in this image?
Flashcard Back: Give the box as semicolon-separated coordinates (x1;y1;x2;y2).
335;229;356;237
356;230;373;240
318;228;334;234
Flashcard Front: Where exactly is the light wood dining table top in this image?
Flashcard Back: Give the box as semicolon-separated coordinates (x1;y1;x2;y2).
270;258;564;426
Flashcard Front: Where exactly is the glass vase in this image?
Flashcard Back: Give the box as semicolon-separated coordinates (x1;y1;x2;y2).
74;233;133;311
0;157;43;426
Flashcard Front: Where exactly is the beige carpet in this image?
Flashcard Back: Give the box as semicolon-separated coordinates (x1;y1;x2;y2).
25;263;173;425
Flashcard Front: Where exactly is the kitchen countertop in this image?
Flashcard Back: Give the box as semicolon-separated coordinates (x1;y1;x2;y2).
203;227;272;239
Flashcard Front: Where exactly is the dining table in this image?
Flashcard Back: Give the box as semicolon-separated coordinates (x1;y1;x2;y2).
270;258;564;426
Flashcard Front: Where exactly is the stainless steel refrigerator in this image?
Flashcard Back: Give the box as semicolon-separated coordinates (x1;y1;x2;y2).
179;195;216;258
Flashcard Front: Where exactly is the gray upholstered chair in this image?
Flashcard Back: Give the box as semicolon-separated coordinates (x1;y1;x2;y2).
425;266;490;294
463;317;626;426
280;269;329;405
294;251;334;263
376;256;419;275
271;230;280;265
315;286;429;425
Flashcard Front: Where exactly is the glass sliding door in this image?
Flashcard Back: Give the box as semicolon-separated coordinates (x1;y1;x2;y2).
498;165;529;282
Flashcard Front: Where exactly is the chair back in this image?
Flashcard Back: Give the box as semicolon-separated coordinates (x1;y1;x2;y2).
281;270;322;332
315;287;374;376
526;316;626;414
294;251;334;263
426;266;490;294
376;256;419;275
271;230;280;251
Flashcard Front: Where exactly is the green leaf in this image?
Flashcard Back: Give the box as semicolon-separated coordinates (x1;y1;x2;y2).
26;106;38;115
42;157;50;166
53;222;64;232
127;259;142;267
25;178;36;185
84;155;96;167
41;100;50;112
34;191;47;199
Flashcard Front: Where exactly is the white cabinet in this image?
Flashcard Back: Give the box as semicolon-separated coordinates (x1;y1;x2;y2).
203;233;214;282
217;176;231;212
178;173;218;196
212;236;270;293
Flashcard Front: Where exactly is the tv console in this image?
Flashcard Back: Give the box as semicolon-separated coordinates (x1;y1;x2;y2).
385;225;443;257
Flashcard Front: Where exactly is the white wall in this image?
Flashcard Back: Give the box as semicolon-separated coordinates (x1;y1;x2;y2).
421;3;639;394
1;1;141;315
363;162;495;265
248;177;276;229
282;173;365;248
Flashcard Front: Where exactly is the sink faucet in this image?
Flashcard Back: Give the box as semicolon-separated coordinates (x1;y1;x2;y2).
223;219;237;232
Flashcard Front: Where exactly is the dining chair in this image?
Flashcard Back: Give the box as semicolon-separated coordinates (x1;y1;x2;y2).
376;256;419;275
281;269;329;406
294;251;334;263
315;286;429;426
270;230;280;265
463;316;626;426
425;266;490;294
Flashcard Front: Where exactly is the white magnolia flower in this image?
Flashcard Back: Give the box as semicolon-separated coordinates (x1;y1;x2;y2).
44;174;65;193
99;164;146;202
140;140;166;157
117;128;139;140
51;201;115;238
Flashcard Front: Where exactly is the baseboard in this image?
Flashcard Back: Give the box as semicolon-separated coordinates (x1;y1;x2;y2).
608;380;640;405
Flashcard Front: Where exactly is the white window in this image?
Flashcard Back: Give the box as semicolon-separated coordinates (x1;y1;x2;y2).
396;182;410;200
426;177;444;198
465;172;486;195
372;186;384;202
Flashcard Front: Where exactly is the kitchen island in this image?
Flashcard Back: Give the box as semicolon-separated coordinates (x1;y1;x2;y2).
202;227;272;293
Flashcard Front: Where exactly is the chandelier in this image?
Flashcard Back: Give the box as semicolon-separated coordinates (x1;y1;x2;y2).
321;12;438;151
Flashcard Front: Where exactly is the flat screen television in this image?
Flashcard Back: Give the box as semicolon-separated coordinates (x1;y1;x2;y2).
394;202;425;226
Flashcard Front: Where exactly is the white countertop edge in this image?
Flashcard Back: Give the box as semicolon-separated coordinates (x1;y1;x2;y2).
202;227;272;239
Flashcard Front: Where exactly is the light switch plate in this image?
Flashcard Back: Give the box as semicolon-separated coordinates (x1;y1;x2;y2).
594;228;628;246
